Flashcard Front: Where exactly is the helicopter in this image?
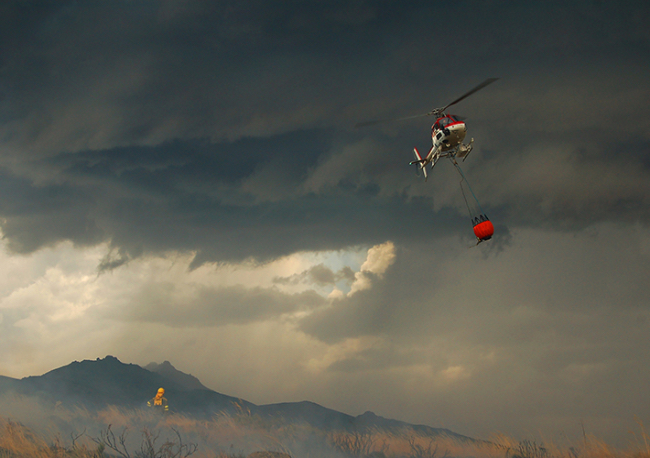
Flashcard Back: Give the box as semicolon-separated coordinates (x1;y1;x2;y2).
355;78;499;244
355;78;498;181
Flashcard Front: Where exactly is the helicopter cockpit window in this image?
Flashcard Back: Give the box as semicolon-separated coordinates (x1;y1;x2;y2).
438;117;451;127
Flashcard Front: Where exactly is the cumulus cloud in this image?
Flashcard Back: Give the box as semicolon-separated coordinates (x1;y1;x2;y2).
349;241;396;295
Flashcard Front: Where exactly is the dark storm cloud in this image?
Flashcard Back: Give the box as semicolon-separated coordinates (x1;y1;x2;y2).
0;0;649;264
3;0;646;157
478;147;650;230
0;131;469;265
0;168;105;252
0;0;413;155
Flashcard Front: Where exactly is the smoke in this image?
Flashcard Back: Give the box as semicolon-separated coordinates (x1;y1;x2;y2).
0;392;341;457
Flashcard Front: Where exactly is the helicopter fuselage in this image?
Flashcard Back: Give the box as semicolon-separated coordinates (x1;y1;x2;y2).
432;115;467;152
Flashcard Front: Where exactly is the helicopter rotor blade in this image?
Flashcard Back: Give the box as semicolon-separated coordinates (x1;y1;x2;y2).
439;78;498;113
354;78;497;129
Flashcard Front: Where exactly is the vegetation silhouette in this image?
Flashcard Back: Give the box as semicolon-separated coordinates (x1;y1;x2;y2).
0;407;649;458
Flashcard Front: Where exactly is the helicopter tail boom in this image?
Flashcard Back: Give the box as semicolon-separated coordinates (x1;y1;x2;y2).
425;144;442;170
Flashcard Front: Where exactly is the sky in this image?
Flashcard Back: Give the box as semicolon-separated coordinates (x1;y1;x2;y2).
1;0;649;448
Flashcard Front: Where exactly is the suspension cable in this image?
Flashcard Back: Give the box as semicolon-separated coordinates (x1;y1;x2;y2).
456;165;473;218
451;160;487;217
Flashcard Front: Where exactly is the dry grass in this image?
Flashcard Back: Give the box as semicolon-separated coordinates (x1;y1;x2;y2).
0;417;102;457
0;404;649;458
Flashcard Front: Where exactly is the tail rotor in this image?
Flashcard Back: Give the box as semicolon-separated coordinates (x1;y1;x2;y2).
411;148;428;181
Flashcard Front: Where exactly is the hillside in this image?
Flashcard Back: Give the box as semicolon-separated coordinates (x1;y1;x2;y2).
0;356;468;440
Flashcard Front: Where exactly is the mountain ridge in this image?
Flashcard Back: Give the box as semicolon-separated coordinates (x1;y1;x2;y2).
0;356;471;441
144;360;209;391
